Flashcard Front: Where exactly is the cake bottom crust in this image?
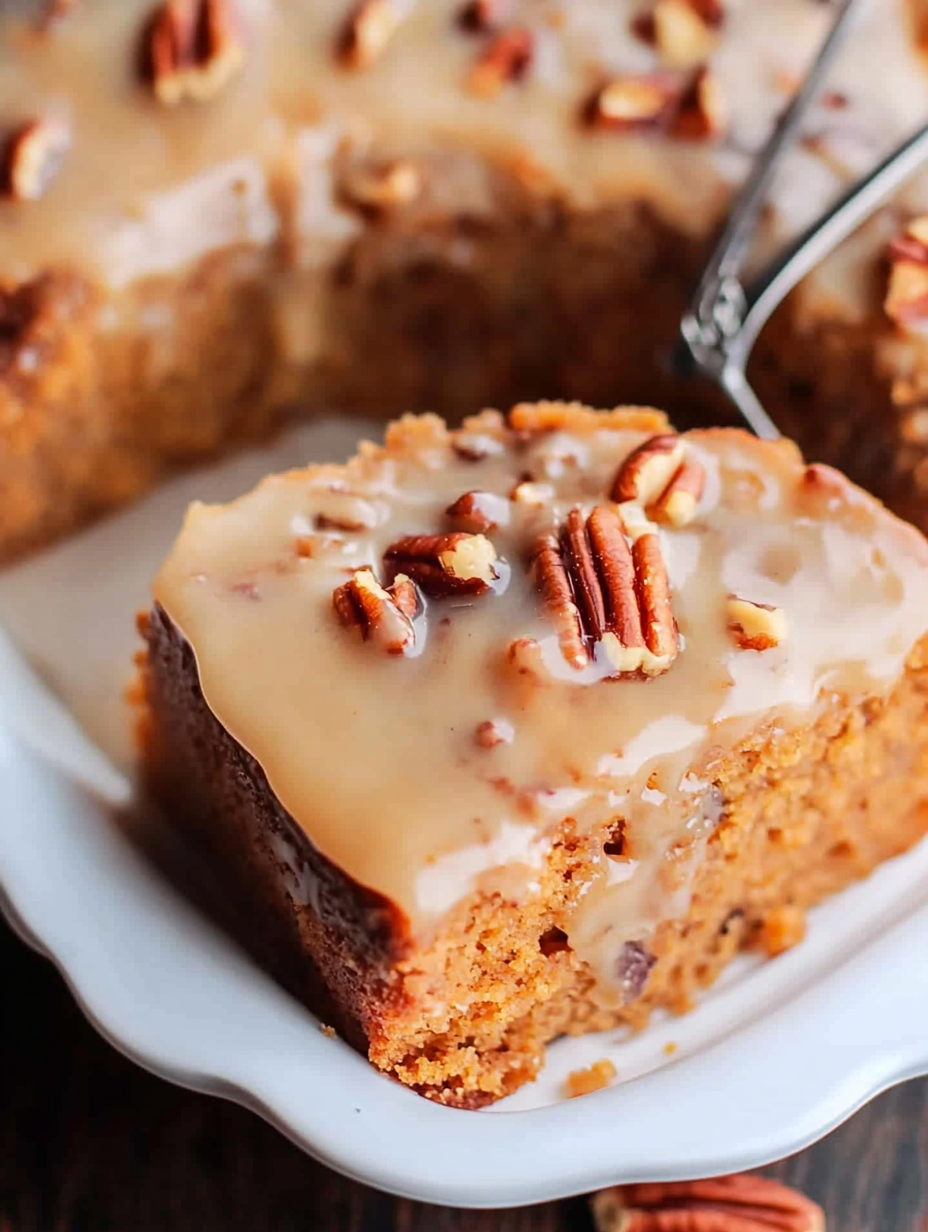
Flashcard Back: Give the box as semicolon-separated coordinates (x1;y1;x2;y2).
142;608;928;1107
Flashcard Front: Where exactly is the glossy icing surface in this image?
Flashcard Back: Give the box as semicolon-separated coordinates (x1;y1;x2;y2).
153;406;928;988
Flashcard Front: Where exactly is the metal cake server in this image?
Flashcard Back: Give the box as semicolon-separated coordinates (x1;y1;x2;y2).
675;0;928;440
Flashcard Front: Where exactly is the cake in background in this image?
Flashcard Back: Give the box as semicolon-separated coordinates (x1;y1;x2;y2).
4;0;928;558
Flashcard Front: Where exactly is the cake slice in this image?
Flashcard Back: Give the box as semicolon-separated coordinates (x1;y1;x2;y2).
140;402;928;1107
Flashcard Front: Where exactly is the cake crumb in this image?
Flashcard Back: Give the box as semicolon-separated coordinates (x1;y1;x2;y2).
663;1041;677;1056
319;1023;337;1039
759;904;807;957
564;1058;616;1098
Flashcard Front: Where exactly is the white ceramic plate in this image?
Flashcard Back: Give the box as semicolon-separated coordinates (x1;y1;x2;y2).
2;421;928;1209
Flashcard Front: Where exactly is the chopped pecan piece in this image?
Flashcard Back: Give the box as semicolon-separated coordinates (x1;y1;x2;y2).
653;0;722;68
672;66;726;140
532;505;678;677
474;718;514;747
584;75;679;132
726;596;787;651
612;435;685;504
446;490;510;533
592;1174;824;1232
141;0;245;105
467;27;533;97
314;491;384;531
338;0;403;68
333;568;418;654
1;119;70;201
612;434;705;526
506;637;547;682
385;532;499;596
510;479;555;506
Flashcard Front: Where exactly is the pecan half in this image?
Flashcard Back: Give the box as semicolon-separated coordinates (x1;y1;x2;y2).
446;490;510;533
726;596;787;651
584;75;679;132
1;119;70;201
612;435;705;527
591;1174;824;1232
333;568;418;654
467;28;534;97
532;505;678;677
384;532;499;596
339;0;403;68
141;0;245;105
612;435;685;504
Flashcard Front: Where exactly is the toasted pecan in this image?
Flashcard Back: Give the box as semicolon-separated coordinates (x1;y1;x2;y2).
592;1174;824;1232
141;0;245;104
532;505;678;677
333;568;418;654
385;532;500;596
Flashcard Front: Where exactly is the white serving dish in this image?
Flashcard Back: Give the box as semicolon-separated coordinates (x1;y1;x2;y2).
2;420;928;1209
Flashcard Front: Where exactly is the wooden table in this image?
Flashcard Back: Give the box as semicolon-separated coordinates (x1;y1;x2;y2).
2;917;926;1232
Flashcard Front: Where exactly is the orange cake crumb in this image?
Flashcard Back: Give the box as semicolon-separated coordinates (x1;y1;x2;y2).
759;905;808;957
564;1059;618;1099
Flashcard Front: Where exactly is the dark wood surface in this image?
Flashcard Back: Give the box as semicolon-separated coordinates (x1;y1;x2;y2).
2;916;926;1232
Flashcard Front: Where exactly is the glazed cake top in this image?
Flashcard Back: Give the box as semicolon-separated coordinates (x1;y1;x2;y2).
152;403;928;986
3;0;928;309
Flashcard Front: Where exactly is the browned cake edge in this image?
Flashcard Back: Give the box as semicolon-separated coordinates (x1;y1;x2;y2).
141;602;928;1107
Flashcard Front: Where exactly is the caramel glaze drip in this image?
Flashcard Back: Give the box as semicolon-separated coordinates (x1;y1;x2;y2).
152;404;928;991
3;0;928;317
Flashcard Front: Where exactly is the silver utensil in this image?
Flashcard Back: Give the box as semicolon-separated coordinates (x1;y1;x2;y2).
675;0;928;440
